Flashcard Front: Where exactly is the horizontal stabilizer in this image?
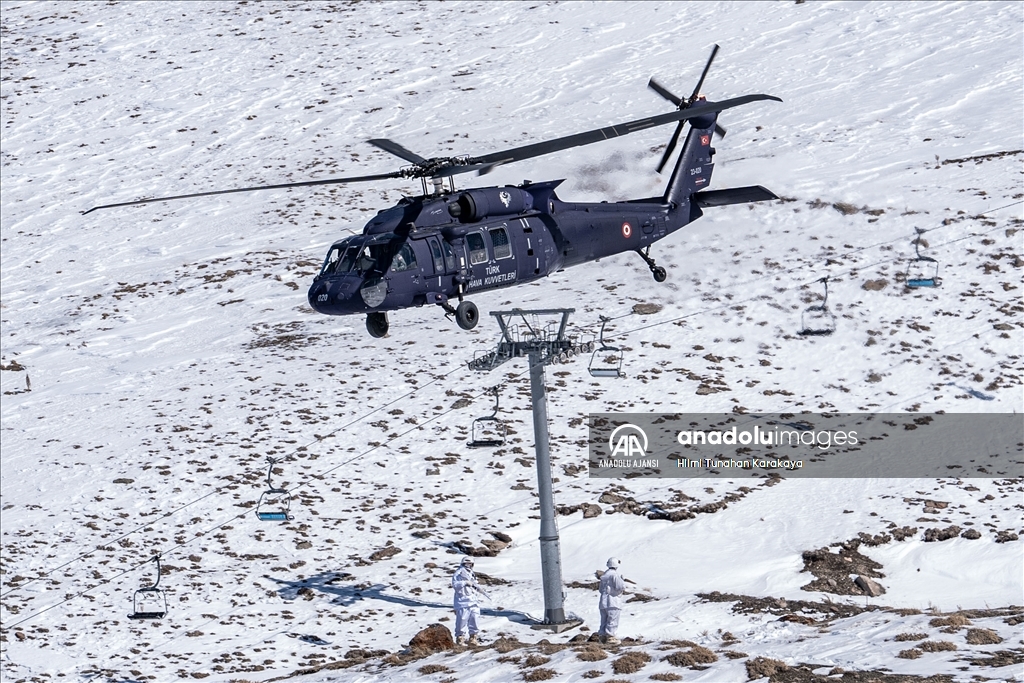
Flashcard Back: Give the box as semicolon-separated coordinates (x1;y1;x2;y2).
693;185;778;207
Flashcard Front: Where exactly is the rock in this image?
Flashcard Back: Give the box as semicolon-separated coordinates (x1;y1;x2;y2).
779;614;815;625
598;492;625;504
923;525;961;542
453;540;496;557
481;539;508;553
961;529;981;540
632;303;663;315
409;624;454;654
490;531;512;543
995;530;1019;543
369;546;401;562
854;575;885;597
862;279;888;291
583;504;603;518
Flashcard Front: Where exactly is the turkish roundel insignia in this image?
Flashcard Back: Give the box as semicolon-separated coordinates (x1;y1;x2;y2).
700;134;710;146
621;222;632;238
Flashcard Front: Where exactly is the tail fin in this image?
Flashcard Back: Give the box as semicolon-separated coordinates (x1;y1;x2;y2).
662;110;719;207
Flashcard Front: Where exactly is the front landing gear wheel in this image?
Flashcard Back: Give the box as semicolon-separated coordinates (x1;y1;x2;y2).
652;266;667;283
455;301;479;330
366;312;389;338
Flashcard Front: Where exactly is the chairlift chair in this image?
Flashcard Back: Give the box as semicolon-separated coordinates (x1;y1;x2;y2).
905;229;940;288
467;386;506;449
128;555;168;620
798;277;837;337
588;316;624;378
255;458;292;522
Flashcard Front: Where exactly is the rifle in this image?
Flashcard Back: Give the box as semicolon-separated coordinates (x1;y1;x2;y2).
595;569;637;585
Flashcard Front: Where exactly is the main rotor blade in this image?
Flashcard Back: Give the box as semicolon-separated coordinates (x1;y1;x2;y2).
656;121;686;174
82;171;404;214
367;138;428;165
688;44;720;104
461;93;781;174
647;77;682;107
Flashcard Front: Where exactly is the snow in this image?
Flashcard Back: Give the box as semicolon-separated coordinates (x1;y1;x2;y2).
1;1;1022;682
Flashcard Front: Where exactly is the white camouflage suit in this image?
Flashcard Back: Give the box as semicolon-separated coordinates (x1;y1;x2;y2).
451;563;480;639
598;565;626;639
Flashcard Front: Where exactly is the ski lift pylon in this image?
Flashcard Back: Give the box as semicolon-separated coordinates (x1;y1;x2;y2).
128;554;168;620
905;228;940;288
255;458;292;522
588;316;624;377
798;276;837;337
467;386;506;449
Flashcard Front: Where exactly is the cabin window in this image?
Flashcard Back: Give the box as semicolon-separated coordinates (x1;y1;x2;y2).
489;227;512;260
467;233;488;265
429;240;445;273
391;243;417;273
442;240;457;271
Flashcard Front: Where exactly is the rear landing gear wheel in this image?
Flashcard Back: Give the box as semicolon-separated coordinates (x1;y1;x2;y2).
366;312;389;338
636;247;667;283
455;301;479;330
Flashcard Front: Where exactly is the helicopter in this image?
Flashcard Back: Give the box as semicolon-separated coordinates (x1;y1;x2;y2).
85;46;781;338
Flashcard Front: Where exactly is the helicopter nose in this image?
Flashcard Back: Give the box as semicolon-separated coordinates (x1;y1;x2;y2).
308;282;328;312
308;276;359;314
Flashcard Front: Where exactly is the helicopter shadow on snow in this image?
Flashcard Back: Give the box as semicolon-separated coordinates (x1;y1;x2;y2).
265;571;535;626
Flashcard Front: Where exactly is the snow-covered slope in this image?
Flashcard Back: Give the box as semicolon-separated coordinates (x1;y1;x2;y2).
1;2;1021;682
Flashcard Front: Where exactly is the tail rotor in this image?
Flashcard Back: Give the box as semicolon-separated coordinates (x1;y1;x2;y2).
648;44;727;173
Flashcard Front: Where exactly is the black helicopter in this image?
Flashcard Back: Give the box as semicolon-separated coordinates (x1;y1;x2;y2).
85;46;781;338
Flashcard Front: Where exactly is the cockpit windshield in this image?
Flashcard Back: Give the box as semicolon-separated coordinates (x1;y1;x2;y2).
319;242;360;277
318;234;400;278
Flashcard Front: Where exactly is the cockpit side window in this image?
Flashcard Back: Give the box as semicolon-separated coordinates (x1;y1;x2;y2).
358;233;399;273
391;243;417;273
467;232;488;265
